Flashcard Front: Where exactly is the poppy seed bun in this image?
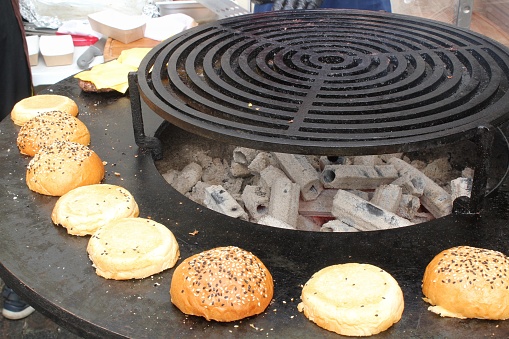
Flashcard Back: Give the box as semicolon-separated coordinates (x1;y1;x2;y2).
422;246;509;319
87;217;180;280
17;110;90;156
297;263;404;337
51;184;139;236
170;246;274;322
26;141;105;196
11;94;79;126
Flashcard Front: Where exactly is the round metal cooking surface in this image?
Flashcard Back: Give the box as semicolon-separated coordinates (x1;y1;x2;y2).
139;9;509;155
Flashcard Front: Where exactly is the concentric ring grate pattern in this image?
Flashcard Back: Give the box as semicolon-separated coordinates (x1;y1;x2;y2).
138;10;509;155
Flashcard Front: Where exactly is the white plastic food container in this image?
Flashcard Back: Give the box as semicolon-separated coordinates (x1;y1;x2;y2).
39;35;74;67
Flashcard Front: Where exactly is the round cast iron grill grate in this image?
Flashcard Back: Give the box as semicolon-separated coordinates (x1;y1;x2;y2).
138;9;509;155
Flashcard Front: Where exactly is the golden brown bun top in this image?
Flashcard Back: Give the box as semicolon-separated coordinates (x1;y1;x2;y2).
17;110;90;157
297;263;404;336
170;246;274;322
422;246;509;320
11;95;79;126
26;141;105;196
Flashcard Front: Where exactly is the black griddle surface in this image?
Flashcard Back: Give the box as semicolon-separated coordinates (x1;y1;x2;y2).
139;9;509;155
1;79;509;338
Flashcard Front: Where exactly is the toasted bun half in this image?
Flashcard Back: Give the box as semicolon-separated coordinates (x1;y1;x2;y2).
26;141;105;196
17;110;90;156
51;184;139;236
422;246;509;319
87;217;180;280
11;95;79;126
170;246;274;322
297;263;404;336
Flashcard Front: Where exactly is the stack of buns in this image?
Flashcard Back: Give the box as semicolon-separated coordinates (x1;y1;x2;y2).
422;245;509;320
170;246;274;322
87;217;180;280
298;263;404;336
17;110;90;156
11;94;79;126
52;184;139;236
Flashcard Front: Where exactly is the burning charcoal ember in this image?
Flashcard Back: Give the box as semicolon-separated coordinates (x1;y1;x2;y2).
298;189;337;217
451;177;473;200
204;185;248;220
321;164;398;190
370;184;403;214
173;162;203;194
391;174;425;197
247;152;278;174
230;161;251;178
268;178;300;227
258;215;296;230
397;194;421;220
259;165;288;190
296;215;322;232
332;189;414;231
241;185;269;221
273;152;324;201
320;220;360;232
201;158;229;185
232;147;258;165
389;158;452;218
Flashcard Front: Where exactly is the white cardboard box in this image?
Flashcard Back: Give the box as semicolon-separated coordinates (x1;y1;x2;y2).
88;10;146;44
39;35;74;67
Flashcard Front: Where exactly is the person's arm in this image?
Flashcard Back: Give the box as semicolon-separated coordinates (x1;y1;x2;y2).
252;0;323;10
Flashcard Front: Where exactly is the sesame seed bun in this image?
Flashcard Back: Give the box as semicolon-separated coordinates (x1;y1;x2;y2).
11;95;79;126
422;246;509;319
17;111;90;157
51;184;139;236
297;263;404;336
170;246;274;322
26;141;105;196
87;217;180;280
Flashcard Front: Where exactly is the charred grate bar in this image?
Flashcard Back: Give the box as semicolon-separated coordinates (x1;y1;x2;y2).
137;9;509;156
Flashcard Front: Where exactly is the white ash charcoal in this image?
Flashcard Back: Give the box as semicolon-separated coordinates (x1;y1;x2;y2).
186;181;210;204
379;153;403;163
451;177;472;200
353;155;383;166
305;155;321;171
192;151;213;168
370;184;402;214
409;159;426;170
391;174;425;197
397;194;421;220
232;147;258;165
331;189;414;231
346;189;371;201
259;165;288;190
221;176;244;196
298;189;337;217
462;167;474;179
296;215;322;232
389;158;452;218
162;169;179;186
273;152;324;201
173;162;203;194
248;152;278;174
204;185;248;220
268;178;300;227
230;161;251;178
241;185;269;221
258;215;296;230
202;158;229;185
320;220;360;233
319;155;349;171
422;157;453;186
410;212;434;224
321;164;398;190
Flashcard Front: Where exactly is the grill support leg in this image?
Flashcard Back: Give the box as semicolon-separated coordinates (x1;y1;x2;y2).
128;72;163;160
453;125;494;214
